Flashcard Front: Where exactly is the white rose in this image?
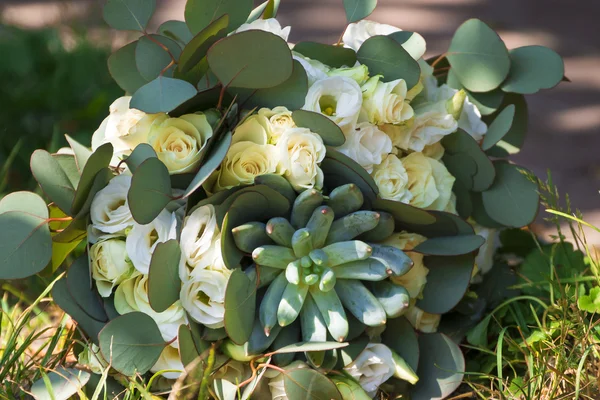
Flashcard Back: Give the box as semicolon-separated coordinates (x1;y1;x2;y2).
213;141;280;192
328;65;370;85
292;52;330;86
180;204;220;274
213;359;250;384
91;96;151;155
126;210;178;274
268;361;309;400
361;76;414;125
276;127;326;191
405;305;440;333
303;76;362;134
235;18;291;42
232;114;272;145
258;106;296;144
383;232;429;298
90;175;134;234
342;20;401;51
422;142;445;160
114;274;187;343
148;113;213;174
343;343;396;398
337;122;392;173
474;225;498;276
434;85;487;141
402;152;455;211
180;249;231;329
371;154;413;203
78;344;108;375
150;344;184;380
90;238;137;297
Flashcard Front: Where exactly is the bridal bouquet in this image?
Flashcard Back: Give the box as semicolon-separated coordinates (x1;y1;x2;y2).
1;0;565;398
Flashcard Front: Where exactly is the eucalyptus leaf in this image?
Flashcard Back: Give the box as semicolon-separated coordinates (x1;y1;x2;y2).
124;143;157;173
130;76;198;113
135;34;181;80
30;150;75;214
158;20;193;46
67;255;108;322
207;30;293;89
224;269;257;345
442;130;495;192
371;198;436;226
148;240;182;313
283;368;342;400
501;45;564;94
343;0;377;23
178;324;200;366
382;317;419;371
99;312;166;376
30;367;90;400
108;41;148;93
322;147;379;201
247;1;269;23
127;157;173;224
177;15;229;74
293;42;357;68
488;93;528;154
0;192;52;279
411;333;465;400
481;104;515;150
388;31;426;60
357;35;420;89
71;143;113;216
445;71;504;116
103;0;156;32
53;154;81;188
447;19;510;92
414;235;485;256
183;131;232;198
185;0;253;34
264;0;281;19
65;135;92;173
292;110;345;146
270;341;348;355
481;162;539;228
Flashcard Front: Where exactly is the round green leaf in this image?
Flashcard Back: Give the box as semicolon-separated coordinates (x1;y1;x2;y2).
30;150;75;214
65;135;92;174
447;19;510;92
357;35;420;89
108;41;148;93
135;34;181;81
442;130;495;192
481;162;539;228
159;20;193;46
322;147;379;201
411;333;465;400
371;198;436;226
30;367;91;400
130;76;198;114
0;192;51;280
264;0;281;19
128;157;173;224
467;89;505;116
501;45;564;94
292;110;345;146
53;154;81;188
416;254;474;314
414;235;485;256
99;312;166;376
207;30;293;89
343;0;377;23
148;240;182;313
470;191;504;228
491;93;528;154
388;31;426;60
177;15;230;74
382;317;419;371
293;42;357;68
247;1;269;23
453;180;473;220
185;0;252;34
406;210;474;238
71;143;114;216
125;143;157;173
284;368;342;400
178;324;200;366
183;131;232;198
270;342;349;355
235;60;308;110
481;104;515;150
224;269;257;345
103;0;156;32
67;255;108;322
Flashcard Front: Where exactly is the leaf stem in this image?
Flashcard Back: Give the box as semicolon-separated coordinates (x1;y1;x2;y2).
431;52;448;68
144;32;178;63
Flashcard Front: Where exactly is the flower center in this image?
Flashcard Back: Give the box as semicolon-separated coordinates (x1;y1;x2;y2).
319;95;337;116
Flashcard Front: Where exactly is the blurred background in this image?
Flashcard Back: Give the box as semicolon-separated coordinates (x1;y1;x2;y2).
1;0;599;242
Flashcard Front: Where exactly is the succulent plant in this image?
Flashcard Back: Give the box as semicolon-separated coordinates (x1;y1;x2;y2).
231;183;414;344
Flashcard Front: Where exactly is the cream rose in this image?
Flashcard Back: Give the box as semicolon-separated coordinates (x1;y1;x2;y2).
180;247;231;329
343;343;396;398
258;106;296;144
150;344;184;380
213;141;279;191
148;113;213;174
180;204;220;274
342;20;401;51
126;210;178;274
474;225;498;276
337;123;392;173
422;142;445;160
383;232;429;298
90;238;137;297
235;18;291;42
114;274;187;343
90;175;134;235
402;152;455;211
361;76;414;125
405;305;440;333
276;127;326;191
232;114;272;145
435;85;487;141
292;52;330;86
328;65;370;85
303;76;362;134
371;154;413;203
